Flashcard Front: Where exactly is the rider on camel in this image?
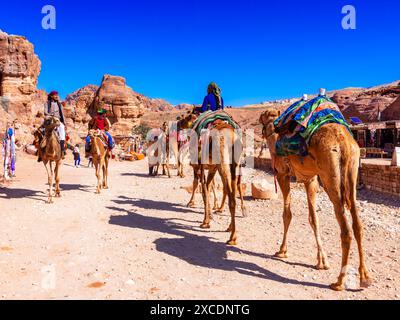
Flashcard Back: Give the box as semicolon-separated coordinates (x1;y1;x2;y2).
200;82;224;113
38;91;67;161
86;108;114;154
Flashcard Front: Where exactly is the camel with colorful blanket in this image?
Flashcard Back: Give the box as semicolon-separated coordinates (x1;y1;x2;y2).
259;94;371;291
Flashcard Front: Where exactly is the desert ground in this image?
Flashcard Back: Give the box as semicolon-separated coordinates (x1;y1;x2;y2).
0;152;399;300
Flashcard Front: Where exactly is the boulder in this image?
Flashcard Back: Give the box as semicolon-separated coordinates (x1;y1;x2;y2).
25;144;37;156
251;180;278;200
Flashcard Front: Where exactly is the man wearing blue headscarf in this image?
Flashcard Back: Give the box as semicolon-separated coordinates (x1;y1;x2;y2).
200;82;224;113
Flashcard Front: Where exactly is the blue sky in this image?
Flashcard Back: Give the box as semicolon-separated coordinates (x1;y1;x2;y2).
1;0;399;106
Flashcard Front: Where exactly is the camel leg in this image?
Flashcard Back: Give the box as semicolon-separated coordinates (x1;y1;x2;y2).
330;198;352;291
275;174;292;258
46;161;54;204
348;168;372;288
95;160;101;194
200;166;212;229
102;156;109;189
224;164;238;245
320;174;352;291
305;177;330;270
215;185;227;213
237;176;247;217
54;161;61;198
211;181;220;211
206;169;218;217
166;163;171;178
187;167;198;208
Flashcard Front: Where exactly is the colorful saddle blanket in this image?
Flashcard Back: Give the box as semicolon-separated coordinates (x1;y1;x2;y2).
274;96;351;156
192;110;240;136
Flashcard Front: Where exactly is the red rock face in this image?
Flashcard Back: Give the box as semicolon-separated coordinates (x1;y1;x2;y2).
63;75;174;138
382;95;400;120
0;31;46;143
332;82;400;122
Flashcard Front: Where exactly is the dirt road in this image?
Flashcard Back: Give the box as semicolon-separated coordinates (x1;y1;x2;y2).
0;153;399;300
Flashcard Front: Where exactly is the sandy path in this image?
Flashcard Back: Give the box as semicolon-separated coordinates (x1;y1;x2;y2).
0;153;399;300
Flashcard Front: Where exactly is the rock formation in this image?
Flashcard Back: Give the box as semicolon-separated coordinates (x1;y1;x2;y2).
331;81;400;122
64;75;174;138
0;30;46;144
382;95;400;121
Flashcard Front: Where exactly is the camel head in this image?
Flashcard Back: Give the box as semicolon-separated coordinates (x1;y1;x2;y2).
43;116;60;132
87;129;100;143
259;108;281;140
178;112;198;130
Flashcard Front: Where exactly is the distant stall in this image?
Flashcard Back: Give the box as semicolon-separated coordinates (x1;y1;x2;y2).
350;120;400;158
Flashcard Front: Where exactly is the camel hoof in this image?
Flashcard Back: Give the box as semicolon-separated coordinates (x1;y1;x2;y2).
360;277;373;289
200;223;210;229
103;186;109;190
274;252;288;259
316;263;330;270
330;283;345;291
242;208;248;218
55;193;61;198
227;240;237;246
187;202;195;208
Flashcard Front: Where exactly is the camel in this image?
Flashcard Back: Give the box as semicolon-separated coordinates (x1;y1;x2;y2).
188;116;243;245
87;130;110;194
178;111;247;218
259;108;372;291
33;116;63;203
146;131;172;178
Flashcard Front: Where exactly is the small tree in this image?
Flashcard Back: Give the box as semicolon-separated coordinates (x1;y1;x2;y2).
132;123;151;141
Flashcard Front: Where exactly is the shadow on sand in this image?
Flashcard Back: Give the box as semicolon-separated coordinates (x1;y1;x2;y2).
0;183;93;202
59;183;92;193
108;196;328;290
0;186;45;201
113;195;200;214
120;172;175;179
357;189;400;208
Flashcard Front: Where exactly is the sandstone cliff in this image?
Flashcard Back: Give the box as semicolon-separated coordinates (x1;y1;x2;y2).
0;30;46;144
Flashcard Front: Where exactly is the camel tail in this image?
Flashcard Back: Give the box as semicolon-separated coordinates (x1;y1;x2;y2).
341;140;360;212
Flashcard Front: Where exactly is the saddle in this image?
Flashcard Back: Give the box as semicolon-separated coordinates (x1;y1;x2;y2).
192;110;240;136
274;96;351;157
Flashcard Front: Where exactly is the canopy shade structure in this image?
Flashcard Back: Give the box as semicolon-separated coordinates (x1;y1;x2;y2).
350;117;363;125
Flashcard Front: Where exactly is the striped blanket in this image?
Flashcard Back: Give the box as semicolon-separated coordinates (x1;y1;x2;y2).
192;110;241;135
274;96;351;156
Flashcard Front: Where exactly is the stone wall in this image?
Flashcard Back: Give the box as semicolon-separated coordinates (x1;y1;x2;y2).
254;156;273;172
360;164;400;196
254;156;400;197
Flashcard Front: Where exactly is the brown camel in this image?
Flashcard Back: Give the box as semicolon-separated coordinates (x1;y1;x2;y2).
88;130;110;194
33;116;63;203
179;112;247;217
259;108;372;291
194;120;243;245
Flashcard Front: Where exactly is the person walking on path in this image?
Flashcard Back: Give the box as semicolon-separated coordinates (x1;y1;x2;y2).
73;144;81;168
